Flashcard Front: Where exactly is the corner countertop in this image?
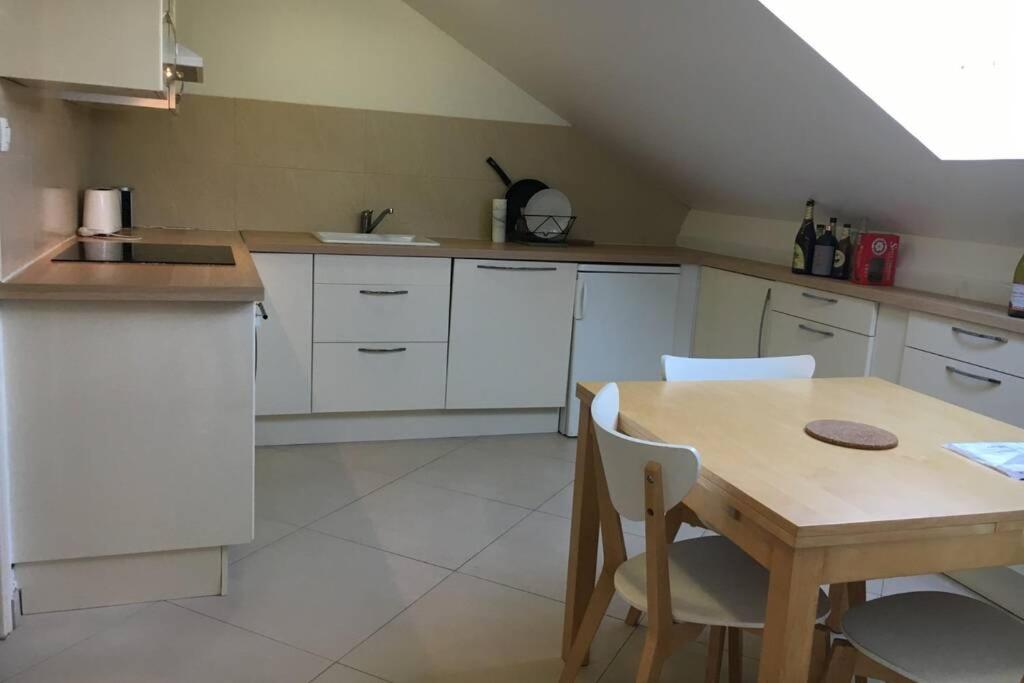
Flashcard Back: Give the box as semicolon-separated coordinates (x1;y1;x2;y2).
242;230;1024;336
0;228;264;303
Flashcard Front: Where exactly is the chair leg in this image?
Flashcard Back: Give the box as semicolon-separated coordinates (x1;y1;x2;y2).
704;626;726;683
810;625;831;682
625;607;643;626
727;627;743;683
559;571;616;683
635;627;669;683
821;639;858;683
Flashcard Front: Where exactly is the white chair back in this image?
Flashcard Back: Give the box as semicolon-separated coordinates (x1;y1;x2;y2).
660;354;815;381
591;383;700;521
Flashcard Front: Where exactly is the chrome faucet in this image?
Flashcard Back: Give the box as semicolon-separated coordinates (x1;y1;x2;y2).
359;208;394;233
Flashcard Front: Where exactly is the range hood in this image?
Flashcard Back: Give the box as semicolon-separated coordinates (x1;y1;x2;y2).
60;42;205;111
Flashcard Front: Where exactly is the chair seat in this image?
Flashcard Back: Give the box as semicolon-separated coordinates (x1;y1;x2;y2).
613;535;830;628
842;591;1024;683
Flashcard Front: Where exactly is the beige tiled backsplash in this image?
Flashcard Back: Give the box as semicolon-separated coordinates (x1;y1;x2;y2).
0;81;90;279
87;96;688;244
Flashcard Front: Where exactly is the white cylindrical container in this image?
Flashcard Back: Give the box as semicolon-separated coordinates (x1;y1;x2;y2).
491;198;507;243
81;188;123;235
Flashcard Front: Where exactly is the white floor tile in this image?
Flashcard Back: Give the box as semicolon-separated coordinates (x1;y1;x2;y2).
255;451;395;526
311;479;529;569
175;529;449;660
460;511;643;618
408;446;574;508
466;433;578;463
7;602;329;683
292;438;472;480
600;626;759;683
538;482;574;517
0;602;148;680
342;573;632;683
228;517;298;564
313;664;388;683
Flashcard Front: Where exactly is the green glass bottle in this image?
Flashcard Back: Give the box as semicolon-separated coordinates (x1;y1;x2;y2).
791;199;816;274
1011;253;1024;318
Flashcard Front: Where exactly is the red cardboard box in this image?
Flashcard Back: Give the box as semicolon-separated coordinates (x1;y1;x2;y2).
851;233;900;286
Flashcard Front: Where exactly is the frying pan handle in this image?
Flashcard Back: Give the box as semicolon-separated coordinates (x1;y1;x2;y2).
485;157;513;187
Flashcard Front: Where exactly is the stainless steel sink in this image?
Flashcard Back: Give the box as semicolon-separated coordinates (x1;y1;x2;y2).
314;232;439;246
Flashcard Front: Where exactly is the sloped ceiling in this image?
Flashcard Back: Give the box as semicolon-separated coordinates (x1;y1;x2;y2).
406;0;1024;247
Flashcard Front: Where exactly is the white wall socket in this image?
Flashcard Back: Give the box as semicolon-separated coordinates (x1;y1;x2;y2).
0;117;10;152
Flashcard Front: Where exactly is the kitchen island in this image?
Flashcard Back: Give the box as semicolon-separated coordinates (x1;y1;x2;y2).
0;228;262;614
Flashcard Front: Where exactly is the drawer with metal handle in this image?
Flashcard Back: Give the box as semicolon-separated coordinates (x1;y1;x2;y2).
770;282;878;336
765;311;874;378
899;347;1024;428
312;342;448;413
906;312;1024;379
313;283;450;342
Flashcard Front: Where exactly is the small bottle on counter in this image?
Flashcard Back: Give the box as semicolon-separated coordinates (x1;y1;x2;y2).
831;223;852;279
1010;252;1024;318
811;219;837;277
791;199;816;274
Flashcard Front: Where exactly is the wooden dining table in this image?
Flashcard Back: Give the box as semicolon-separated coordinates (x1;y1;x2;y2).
562;377;1024;682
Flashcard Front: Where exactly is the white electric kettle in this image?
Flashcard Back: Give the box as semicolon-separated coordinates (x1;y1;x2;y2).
80;188;122;236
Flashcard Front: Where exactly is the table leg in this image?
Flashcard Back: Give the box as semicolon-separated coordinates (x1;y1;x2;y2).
758;546;824;683
562;408;601;661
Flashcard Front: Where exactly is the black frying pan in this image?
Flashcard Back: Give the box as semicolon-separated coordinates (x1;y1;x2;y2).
486;157;547;240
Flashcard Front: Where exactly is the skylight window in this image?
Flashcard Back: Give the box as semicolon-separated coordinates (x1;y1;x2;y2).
758;0;1024;160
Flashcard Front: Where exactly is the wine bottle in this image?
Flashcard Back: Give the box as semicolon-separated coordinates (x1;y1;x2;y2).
1011;253;1024;318
832;223;852;279
811;219;837;277
791;199;816;274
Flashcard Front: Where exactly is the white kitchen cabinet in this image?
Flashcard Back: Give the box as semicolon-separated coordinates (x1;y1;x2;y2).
900;348;1024;428
313;284;449;342
0;0;201;109
313;343;448;412
446;259;577;409
253;253;313;415
692;267;773;358
765;311;874;377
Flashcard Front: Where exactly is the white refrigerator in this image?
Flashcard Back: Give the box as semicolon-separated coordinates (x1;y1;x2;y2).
559;264;692;437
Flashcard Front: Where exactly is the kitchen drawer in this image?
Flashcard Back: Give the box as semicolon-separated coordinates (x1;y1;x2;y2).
905;312;1024;378
314;284;450;342
899;347;1024;428
771;282;878;336
765;311;873;378
312;343;447;412
314;255;451;285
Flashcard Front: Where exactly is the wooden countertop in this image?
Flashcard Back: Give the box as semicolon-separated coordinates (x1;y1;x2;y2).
242;230;1024;335
0;228;264;302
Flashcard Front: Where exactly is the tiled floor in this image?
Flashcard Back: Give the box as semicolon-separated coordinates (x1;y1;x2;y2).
0;434;987;682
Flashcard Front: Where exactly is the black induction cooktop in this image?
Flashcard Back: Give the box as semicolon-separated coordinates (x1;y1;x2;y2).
52;241;236;266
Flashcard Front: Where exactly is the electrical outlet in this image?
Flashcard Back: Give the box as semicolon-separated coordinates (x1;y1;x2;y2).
0;117;10;153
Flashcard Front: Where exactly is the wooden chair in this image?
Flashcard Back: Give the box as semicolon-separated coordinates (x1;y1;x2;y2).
660;353;816;381
823;591;1024;683
559;383;830;683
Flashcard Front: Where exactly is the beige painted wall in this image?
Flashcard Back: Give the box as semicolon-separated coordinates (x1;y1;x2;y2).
175;0;565;125
88;95;688;245
678;209;1021;306
0;82;89;279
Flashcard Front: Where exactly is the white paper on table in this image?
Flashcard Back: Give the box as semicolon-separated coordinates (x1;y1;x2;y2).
945;442;1024;480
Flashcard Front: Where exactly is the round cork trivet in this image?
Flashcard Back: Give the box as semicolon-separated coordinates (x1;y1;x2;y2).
804;420;898;450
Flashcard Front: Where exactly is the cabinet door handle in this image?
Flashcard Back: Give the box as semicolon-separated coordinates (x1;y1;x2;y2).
357;347;407;354
798;323;834;338
945;365;1002;386
801;292;839;304
358;289;409;296
256;302;269;320
951;326;1008;344
477;264;557;272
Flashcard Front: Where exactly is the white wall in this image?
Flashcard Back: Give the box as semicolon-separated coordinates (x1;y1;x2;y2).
175;0;566;125
678;209;1020;307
